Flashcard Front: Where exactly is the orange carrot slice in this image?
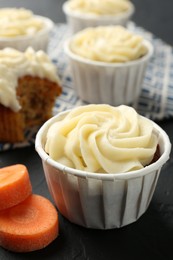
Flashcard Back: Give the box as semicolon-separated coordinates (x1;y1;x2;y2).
0;194;59;252
0;164;32;210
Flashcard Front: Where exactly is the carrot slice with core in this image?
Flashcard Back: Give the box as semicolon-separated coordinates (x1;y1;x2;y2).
0;164;32;210
0;194;59;252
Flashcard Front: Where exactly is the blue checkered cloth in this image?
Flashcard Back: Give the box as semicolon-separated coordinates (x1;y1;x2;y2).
1;22;173;151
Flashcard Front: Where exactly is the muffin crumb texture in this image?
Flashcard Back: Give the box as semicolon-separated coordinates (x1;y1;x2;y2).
0;47;61;143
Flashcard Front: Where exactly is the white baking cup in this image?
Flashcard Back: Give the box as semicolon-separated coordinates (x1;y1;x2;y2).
62;1;135;34
0;16;54;52
64;39;153;106
35;110;171;229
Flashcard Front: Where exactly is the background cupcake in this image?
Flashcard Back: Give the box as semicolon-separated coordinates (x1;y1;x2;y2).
35;104;171;229
0;47;62;143
0;8;54;51
65;25;153;106
63;0;135;33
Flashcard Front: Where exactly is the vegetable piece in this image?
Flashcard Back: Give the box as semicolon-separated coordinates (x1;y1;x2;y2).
0;194;59;252
0;164;32;210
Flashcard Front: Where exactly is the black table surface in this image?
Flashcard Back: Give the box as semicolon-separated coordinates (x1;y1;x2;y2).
0;1;173;259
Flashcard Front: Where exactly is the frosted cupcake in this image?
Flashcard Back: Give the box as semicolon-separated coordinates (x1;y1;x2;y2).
35;104;171;229
0;8;54;51
63;0;135;33
65;25;153;105
0;47;61;143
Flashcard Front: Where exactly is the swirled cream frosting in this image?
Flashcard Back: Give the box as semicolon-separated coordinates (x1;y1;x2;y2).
70;26;148;63
66;0;131;16
0;47;60;112
0;8;44;37
45;105;158;173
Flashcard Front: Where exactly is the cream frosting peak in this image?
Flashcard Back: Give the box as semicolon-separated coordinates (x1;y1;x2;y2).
70;26;148;63
0;47;60;112
45;105;158;174
67;0;131;16
0;8;44;37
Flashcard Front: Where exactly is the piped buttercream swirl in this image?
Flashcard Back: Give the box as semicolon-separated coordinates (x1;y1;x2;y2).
67;0;131;16
70;26;148;63
0;8;44;37
45;105;158;174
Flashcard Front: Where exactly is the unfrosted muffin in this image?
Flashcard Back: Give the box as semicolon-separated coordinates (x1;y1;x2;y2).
0;8;54;51
65;25;153;105
0;47;61;143
63;0;135;33
35;104;171;229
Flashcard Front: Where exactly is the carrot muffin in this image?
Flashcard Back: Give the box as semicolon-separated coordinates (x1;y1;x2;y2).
65;25;153;105
0;47;61;143
35;104;171;229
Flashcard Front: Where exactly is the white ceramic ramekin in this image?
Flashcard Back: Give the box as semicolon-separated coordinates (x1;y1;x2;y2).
35;109;171;229
64;39;153;106
0;16;54;52
62;1;135;33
